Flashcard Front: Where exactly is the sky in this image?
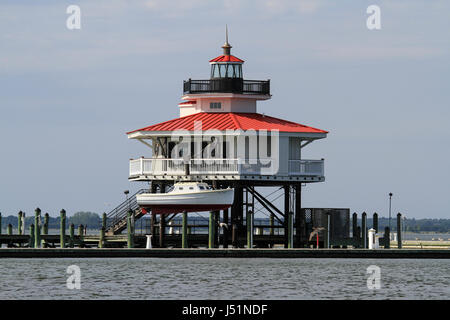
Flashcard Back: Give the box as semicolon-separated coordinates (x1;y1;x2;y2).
0;0;449;219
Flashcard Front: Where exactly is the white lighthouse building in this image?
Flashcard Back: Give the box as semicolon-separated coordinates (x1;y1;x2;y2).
108;34;328;248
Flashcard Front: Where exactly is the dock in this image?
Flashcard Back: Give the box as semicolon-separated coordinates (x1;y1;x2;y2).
0;248;448;259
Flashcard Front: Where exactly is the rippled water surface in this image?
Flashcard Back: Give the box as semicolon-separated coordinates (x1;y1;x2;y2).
0;258;448;299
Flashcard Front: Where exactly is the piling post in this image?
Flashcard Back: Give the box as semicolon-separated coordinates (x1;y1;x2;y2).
67;223;74;248
7;224;12;235
159;215;165;248
127;209;134;248
18;211;23;236
102;212;107;231
0;212;2;235
99;227;105;248
287;211;294;249
77;224;83;247
182;211;188;249
246;210;253;249
34;208;41;248
60;209;66;248
362;212;367;249
373;212;378;233
269;213;274;236
324;213;330;249
214;211;220;248
222;209;229;248
29;224;35;248
352;212;358;239
356;226;361;248
384;227;390;249
397;213;402;249
43;213;49;235
208;211;216;249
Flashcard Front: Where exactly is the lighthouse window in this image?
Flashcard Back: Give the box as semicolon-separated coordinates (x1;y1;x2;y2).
210;102;221;109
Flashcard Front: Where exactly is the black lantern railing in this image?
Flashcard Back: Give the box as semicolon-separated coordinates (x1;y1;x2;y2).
183;78;270;95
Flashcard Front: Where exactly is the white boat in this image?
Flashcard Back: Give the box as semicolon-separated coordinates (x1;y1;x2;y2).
136;182;234;214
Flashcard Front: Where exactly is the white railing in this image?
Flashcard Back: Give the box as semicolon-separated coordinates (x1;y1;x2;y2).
288;159;324;176
130;158;324;177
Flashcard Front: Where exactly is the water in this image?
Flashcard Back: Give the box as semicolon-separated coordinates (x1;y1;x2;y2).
0;258;448;299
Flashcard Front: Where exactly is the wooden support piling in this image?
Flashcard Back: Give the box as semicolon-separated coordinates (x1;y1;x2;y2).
287;211;294;249
283;185;289;248
0;212;2;235
373;212;378;233
43;213;49;235
246;210;253;249
269;213;274;236
352;212;358;239
222;208;229;248
362;212;367;249
18;211;23;236
102;213;107;231
182;211;188;249
78;224;84;247
159;215;165;248
34;208;41;248
397;213;402;249
69;223;75;248
99;227;105;248
60;209;66;248
384;227;390;249
29;224;35;248
7;224;12;236
208;211;215;249
127;210;134;248
294;184;302;247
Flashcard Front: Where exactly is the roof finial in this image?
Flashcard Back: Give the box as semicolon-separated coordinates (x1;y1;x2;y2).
222;25;232;55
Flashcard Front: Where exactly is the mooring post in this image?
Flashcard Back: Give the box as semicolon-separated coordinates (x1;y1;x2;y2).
60;209;66;248
18;211;23;236
7;224;12;235
127;209;134;248
68;223;74;248
214;211;220;248
159;215;165;248
397;213;402;249
287;211;294;249
29;224;35;248
324;213;330;249
0;212;2;235
182;211;188;249
222;208;229;248
102;212;107;231
78;224;84;247
269;213;274;236
384;227;390;249
208;211;215;249
372;212;378;233
361;212;367;248
352;212;358;239
283;185;290;248
34;208;41;248
43;213;49;235
99;227;105;248
246;210;253;249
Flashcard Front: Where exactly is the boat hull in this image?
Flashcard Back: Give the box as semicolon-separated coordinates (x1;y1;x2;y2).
136;188;234;214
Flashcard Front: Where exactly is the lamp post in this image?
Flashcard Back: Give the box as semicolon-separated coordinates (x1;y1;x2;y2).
388;192;393;231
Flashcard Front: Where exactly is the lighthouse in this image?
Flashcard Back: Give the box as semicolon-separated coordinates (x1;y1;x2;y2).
110;32;328;248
